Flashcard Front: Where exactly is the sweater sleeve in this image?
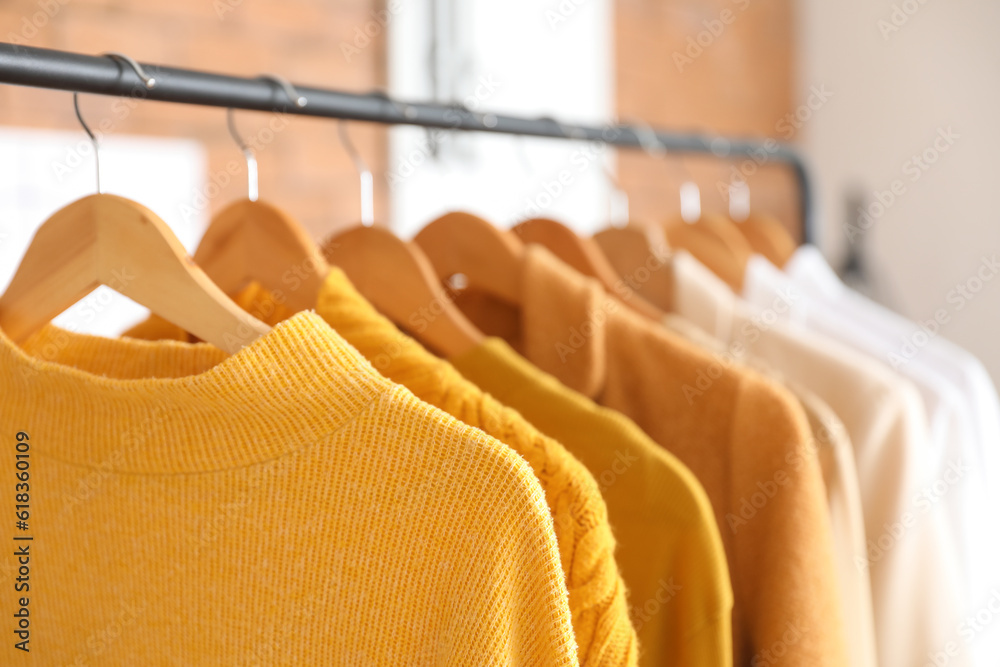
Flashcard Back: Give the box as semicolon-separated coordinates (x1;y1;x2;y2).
456;400;640;667
727;374;849;667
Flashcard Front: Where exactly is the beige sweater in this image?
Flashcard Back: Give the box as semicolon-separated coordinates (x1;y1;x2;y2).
668;250;966;667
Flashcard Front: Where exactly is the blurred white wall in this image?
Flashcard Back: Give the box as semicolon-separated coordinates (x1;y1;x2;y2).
797;0;1000;384
387;0;614;238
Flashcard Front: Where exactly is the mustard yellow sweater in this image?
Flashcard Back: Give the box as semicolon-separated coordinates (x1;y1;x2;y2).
126;271;639;667
451;338;734;667
453;247;849;667
1;313;579;665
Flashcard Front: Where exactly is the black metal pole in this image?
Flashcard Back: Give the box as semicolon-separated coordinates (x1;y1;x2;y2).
0;43;815;243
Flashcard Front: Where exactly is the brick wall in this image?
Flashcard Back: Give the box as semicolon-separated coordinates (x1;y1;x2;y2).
0;0;389;240
0;0;797;238
615;0;800;238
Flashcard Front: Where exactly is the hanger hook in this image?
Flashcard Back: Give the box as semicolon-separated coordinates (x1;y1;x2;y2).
627;117;700;222
536;115;590;145
369;89;419;120
102;52;157;89
627;119;666;158
72;53;157;194
729;176;750;221
602;116;629;227
223;74;304;203
603;161;630;229
258;74;308;108
226;109;258;202
72;92;101;194
337;121;374;227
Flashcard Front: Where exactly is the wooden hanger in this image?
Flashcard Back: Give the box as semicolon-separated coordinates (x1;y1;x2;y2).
693;213;754;268
513;218;618;284
194;199;328;312
593;220;675;311
736;212;797;268
725;179;796;267
413;211;524;305
322;226;483;357
644;170;750;288
622;125;748;288
0;84;268;355
664;213;753;291
514;217;664;319
193;103;328;313
618;122;748;289
0;194;269;354
588;159;676;312
320;123;482;357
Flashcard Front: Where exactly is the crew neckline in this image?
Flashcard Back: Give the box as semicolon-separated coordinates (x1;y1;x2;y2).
2;311;391;474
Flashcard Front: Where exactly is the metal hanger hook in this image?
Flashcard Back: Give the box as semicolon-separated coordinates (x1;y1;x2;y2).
680;181;701;224
536;114;590;144
226;109;258;202
259;74;307;108
337;120;374;227
602;115;629;227
729;177;750;221
628;119;667;158
72;92;102;194
71;52;157;194
369;88;419;120
628;117;699;220
102;52;157;89
603;161;630;229
224;74;304;202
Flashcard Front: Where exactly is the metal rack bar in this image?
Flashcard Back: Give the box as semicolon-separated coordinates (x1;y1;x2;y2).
0;43;814;243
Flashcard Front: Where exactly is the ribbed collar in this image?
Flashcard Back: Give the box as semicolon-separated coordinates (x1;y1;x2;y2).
119;269;465;406
3;312;391;474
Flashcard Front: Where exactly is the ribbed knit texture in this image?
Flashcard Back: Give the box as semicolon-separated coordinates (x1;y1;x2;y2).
452;246;849;667
2;312;579;665
124;276;639;667
451;337;734;667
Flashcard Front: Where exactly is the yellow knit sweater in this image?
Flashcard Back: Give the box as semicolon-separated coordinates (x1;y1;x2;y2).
453;247;849;667
1;312;579;665
125;271;639;667
451;338;734;667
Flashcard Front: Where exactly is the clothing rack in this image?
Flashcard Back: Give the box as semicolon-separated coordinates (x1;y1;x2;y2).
0;43;815;243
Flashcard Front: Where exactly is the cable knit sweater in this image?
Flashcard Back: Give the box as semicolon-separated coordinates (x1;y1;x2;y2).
447;246;849;667
451;337;734;667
